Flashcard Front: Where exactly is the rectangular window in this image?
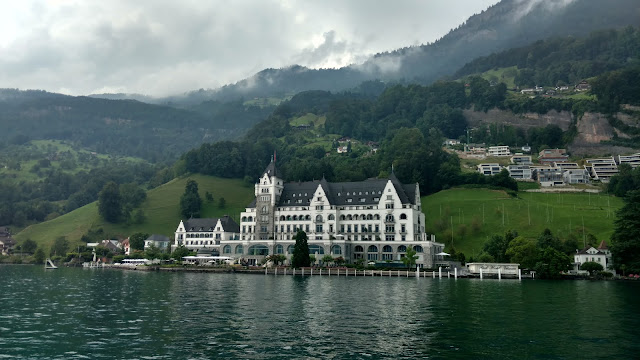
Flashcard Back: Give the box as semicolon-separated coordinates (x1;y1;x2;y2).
368;253;378;261
375;225;379;233
317;197;322;201
347;199;352;203
242;226;246;233
386;235;395;241
316;224;323;233
316;205;324;210
382;253;393;261
340;225;345;233
287;225;291;232
305;224;310;232
385;203;394;209
401;224;406;233
385;225;395;233
215;234;221;240
329;224;333;232
347;225;351;233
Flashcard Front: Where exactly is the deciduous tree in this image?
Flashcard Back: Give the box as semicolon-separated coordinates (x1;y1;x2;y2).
292;230;310;268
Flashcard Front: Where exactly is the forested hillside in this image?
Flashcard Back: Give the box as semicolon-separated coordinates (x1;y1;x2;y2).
454;26;640;88
0;89;273;162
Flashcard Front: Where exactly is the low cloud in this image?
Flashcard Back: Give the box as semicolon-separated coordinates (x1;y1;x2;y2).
0;0;499;96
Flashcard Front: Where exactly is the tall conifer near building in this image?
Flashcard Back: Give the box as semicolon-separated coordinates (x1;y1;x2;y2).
292;230;310;268
180;179;202;218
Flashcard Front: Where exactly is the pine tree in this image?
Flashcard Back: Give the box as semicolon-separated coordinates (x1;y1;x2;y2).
291;230;310;268
610;190;640;273
98;181;122;223
180;179;202;218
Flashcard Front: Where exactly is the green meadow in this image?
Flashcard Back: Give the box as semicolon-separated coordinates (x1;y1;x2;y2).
16;174;254;249
422;188;623;257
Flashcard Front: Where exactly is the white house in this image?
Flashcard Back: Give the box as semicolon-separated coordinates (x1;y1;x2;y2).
234;160;444;267
488;146;511;157
574;244;609;271
563;169;590;184
507;165;532;180
618;153;640;168
144;234;171;251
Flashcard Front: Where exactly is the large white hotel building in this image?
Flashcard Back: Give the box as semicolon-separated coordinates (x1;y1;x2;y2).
175;160;444;267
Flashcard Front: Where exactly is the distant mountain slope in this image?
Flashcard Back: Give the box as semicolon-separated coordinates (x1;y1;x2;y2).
180;0;639;103
0;89;273;161
453;26;640;87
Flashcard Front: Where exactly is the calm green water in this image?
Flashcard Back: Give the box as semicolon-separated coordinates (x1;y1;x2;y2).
1;266;639;359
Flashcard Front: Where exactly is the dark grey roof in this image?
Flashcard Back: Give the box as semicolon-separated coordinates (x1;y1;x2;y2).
263;160;280;178
146;234;170;242
577;247;605;255
276;176;418;207
219;215;240;233
184;216;239;233
184;218;218;231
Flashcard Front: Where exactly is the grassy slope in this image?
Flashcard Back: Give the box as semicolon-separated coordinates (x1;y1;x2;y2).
17;178;622;257
15;174;254;249
422;188;623;257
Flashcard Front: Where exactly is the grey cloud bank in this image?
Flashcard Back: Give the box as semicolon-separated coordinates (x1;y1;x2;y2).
0;0;498;97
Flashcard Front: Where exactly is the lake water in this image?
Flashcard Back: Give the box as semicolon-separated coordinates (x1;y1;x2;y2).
1;266;639;359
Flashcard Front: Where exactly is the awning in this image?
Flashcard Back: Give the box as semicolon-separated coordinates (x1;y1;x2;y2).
435;252;450;256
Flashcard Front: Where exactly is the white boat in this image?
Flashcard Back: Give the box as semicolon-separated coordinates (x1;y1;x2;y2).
45;258;58;269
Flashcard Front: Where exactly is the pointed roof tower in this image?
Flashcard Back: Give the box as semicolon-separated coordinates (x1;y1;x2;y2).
263;154;280;178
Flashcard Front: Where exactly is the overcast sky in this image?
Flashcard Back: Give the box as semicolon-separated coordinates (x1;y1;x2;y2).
0;0;499;97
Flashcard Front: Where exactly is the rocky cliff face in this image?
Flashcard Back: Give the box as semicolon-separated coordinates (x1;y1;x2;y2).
463;108;573;131
464;108;639;156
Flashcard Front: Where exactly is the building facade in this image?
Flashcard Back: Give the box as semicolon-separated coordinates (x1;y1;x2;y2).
173;216;240;253
228;161;443;267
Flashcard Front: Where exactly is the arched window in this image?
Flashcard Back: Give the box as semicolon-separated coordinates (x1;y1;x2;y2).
308;244;324;254
374;214;380;220
275;244;284;254
400;213;407;220
340;215;346;221
383;245;393;253
261;206;269;214
248;245;269;256
398;245;407;252
328;214;335;220
413;245;423;253
367;214;373;220
293;215;298;221
367;245;378;253
223;245;231;254
385;214;394;222
354;245;364;252
280;215;285;221
347;215;352;220
241;216;247;222
287;245;295;254
287;215;292;221
360;214;366;220
305;215;311;220
331;245;342;255
248;216;253;222
315;215;323;222
235;245;244;254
